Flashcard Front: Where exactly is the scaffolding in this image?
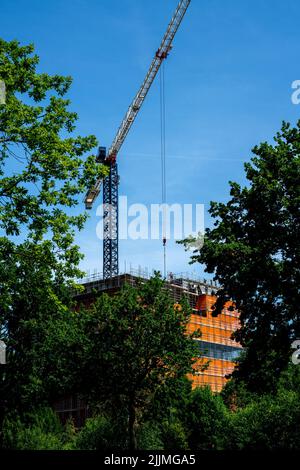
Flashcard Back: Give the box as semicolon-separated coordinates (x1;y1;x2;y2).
74;268;242;392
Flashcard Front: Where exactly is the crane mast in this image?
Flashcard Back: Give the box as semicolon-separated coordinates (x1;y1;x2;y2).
85;0;191;279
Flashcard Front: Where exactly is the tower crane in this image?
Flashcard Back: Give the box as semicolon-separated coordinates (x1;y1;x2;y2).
85;0;191;279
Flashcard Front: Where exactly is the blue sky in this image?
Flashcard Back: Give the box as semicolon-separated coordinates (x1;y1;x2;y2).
1;0;300;279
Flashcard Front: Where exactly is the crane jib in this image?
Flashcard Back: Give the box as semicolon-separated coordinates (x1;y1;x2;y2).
84;0;191;209
108;0;191;159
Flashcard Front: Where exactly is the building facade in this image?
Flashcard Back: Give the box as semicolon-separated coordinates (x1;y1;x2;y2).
74;270;242;392
54;270;242;425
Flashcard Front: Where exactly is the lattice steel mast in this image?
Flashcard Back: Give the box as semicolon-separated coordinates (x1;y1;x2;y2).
85;0;191;279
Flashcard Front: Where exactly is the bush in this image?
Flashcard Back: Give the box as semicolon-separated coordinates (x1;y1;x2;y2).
227;390;300;450
75;415;127;451
184;387;229;450
76;415;165;451
221;378;258;410
2;408;65;450
137;422;164;450
161;419;189;451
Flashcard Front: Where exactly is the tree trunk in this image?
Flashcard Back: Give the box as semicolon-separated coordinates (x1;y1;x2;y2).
128;399;137;450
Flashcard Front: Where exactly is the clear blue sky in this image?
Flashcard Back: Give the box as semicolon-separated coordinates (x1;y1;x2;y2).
2;0;300;278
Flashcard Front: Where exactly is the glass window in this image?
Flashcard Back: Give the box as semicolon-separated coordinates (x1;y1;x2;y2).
196;340;242;361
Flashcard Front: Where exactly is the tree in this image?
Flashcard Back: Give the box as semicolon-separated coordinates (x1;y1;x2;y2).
227;390;300;450
182;121;300;393
78;275;202;450
0;244;88;413
0;39;106;413
0;39;106;274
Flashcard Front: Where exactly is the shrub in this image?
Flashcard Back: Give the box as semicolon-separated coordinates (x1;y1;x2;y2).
137;422;164;450
184;386;229;450
75;415;127;451
2;408;65;450
161;419;189;451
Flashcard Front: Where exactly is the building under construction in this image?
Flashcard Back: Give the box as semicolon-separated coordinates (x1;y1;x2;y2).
54;268;242;426
75;268;242;393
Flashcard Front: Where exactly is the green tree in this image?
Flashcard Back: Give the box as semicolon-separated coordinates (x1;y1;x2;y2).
0;39;105;251
0;240;91;417
227;390;300;450
78;275;202;450
182;121;300;393
0;39;106;414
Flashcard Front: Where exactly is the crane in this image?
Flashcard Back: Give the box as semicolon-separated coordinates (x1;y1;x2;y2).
85;0;191;279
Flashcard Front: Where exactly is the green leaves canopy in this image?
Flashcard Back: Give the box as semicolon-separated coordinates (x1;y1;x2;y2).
0;39;107;276
0;39;106;412
78;275;201;449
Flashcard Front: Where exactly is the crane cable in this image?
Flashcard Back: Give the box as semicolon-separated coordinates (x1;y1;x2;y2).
160;61;167;279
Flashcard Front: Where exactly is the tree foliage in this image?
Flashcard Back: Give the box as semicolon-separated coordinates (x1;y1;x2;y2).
226;389;300;450
0;243;87;413
1;406;78;450
182;121;300;392
0;39;106;252
184;386;229;450
78;275;201;450
0;39;106;414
